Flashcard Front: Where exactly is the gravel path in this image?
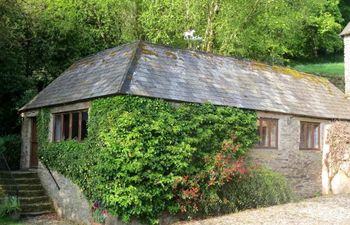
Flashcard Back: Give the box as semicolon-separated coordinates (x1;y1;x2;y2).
21;214;75;225
176;194;350;225
19;195;350;225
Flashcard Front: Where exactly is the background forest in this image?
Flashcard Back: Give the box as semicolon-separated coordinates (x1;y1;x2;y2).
1;0;350;135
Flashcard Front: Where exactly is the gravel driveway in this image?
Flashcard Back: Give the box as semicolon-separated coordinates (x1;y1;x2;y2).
176;194;350;225
19;195;350;225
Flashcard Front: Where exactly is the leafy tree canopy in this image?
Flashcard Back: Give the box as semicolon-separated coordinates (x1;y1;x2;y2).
0;0;348;133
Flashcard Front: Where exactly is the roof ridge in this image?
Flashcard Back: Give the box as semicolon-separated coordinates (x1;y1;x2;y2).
71;40;140;67
119;40;142;93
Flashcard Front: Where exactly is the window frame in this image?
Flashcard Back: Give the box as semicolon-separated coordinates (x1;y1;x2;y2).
256;118;279;149
52;109;88;142
299;121;320;151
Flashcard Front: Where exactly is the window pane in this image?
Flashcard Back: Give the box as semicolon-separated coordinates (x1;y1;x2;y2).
270;120;277;147
54;115;61;142
300;122;320;149
314;125;319;149
307;124;312;148
72;112;79;140
81;111;88;140
261;120;268;147
300;124;305;148
256;120;261;145
63;113;70;140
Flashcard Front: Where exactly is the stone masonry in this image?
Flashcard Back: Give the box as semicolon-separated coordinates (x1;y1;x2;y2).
249;112;326;198
345;35;350;96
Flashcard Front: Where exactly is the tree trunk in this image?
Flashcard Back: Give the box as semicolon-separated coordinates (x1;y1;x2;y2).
203;0;220;53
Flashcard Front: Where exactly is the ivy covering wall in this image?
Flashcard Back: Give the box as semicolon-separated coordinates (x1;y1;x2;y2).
37;95;258;224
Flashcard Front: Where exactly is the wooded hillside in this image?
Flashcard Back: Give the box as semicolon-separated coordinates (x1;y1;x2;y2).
1;0;349;134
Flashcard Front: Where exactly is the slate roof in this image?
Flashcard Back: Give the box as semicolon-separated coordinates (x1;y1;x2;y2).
21;41;350;120
341;22;350;37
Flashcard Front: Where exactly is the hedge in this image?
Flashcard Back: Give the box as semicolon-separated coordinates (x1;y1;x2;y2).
218;167;293;214
38;95;258;224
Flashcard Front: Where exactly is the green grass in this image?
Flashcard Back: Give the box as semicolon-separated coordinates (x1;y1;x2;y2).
293;63;344;77
0;217;24;225
292;62;345;91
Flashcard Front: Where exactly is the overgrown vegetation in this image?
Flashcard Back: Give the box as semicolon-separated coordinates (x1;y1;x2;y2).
38;96;259;224
219;167;292;213
0;135;21;170
1;0;349;134
0;196;20;218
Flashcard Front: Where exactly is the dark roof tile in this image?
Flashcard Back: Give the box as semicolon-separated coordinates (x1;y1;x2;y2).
21;41;350;120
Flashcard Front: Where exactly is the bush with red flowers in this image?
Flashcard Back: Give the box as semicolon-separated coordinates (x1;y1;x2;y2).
92;200;109;224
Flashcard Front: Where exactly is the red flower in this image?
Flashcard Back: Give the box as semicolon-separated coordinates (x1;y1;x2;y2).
102;209;109;218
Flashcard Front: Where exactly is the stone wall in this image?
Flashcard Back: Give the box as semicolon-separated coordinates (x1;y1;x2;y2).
248;112;327;198
344;35;350;96
36;162;92;225
322;122;350;195
20;117;31;169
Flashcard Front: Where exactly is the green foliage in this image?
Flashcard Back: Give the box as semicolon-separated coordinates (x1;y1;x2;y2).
38;95;257;224
340;0;350;26
0;135;21;170
219;167;293;213
1;0;348;134
0;0;33;135
37;109;50;153
0;196;20;217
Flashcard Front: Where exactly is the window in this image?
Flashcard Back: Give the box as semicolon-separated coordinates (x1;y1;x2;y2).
300;122;320;150
53;110;88;142
256;118;278;148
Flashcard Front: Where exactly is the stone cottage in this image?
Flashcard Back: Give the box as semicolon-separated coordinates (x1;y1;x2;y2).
19;23;350;207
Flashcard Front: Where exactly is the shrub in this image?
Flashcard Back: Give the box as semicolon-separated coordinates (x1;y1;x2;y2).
0;196;20;217
0;135;21;170
38;96;258;224
219;167;293;214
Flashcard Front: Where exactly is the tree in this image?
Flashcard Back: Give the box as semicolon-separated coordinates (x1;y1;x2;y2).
0;0;33;134
339;0;350;26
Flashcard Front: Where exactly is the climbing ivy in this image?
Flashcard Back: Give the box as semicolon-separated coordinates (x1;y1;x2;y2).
37;96;258;224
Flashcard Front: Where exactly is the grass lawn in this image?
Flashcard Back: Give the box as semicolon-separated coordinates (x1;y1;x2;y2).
293;63;344;77
0;217;24;225
292;62;345;91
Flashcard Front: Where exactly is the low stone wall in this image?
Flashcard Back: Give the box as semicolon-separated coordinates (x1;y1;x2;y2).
322;122;350;195
249;112;325;198
37;161;177;225
37;162;92;225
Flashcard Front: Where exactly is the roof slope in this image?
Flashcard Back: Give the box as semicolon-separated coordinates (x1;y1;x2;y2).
21;41;350;120
21;42;138;110
341;22;350;37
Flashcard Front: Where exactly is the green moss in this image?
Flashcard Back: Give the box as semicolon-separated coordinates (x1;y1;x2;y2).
165;51;177;60
140;42;159;57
